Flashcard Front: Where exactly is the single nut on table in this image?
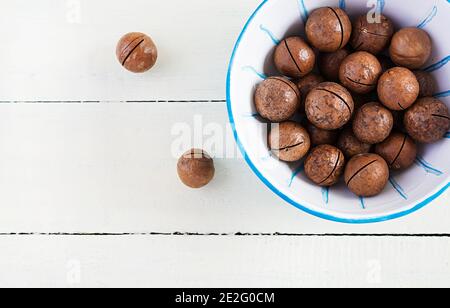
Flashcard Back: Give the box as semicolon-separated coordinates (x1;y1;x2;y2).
413;71;437;97
389;28;432;69
404;97;450;144
254;77;301;122
378;67;420;111
305;82;354;130
375;132;417;170
306;7;352;52
350;14;394;55
177;149;215;189
274;37;316;78
116;32;158;73
345;153;390;197
339;51;382;94
306;122;339;146
296;73;325;103
319;48;351;81
305;145;345;187
337;127;372;159
353;102;394;144
268;121;311;162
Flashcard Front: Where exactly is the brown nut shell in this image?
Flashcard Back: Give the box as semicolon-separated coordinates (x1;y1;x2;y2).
350;15;394;55
306;7;352;52
413;71;437;97
305;145;345;187
274;37;316;78
306;122;339;146
389;28;432;69
404;97;450;143
353;102;394;144
345;153;389;197
254;77;301;122
297;74;325;98
378;67;420;111
375;132;417;170
116;32;158;73
305;82;354;130
177;149;215;189
268;121;311;162
319;48;351;81
339;51;383;94
337;127;372;158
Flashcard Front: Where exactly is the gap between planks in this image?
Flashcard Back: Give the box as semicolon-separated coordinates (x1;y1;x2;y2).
0;232;450;237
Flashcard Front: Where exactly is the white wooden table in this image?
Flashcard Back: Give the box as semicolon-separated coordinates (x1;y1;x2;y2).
0;0;448;288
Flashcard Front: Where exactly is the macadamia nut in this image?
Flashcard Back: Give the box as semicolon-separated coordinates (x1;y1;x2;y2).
254;77;301;122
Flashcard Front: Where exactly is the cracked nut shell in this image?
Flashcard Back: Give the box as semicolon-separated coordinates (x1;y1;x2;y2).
353;102;394;144
375;132;417;170
404;97;450;143
254;77;301;122
306;7;352;52
378;67;420;111
274;37;316;78
305;82;354;130
177;149;215;189
344;153;389;197
389;28;432;69
268;121;311;162
350;14;394;55
116;32;158;73
305;145;345;187
337;127;372;158
339;51;383;94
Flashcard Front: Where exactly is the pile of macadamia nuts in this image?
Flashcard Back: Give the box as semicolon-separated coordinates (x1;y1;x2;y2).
255;7;450;197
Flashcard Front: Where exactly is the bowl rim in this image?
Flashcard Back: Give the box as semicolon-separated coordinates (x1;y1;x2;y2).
226;0;450;224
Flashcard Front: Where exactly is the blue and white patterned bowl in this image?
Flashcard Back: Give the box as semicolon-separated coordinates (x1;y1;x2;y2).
227;0;450;223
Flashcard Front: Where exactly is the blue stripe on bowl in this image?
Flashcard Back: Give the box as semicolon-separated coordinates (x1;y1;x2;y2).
241;112;259;118
322;187;330;205
389;177;408;200
288;163;305;187
424;55;450;72
259;24;280;45
434;90;450;98
298;0;309;21
417;3;438;29
359;197;366;209
226;0;450;224
415;156;444;176
242;66;267;79
377;0;386;12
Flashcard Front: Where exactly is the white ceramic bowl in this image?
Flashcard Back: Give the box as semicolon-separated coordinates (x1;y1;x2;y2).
227;0;450;223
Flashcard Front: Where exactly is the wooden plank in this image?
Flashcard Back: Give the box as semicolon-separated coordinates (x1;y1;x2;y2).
0;102;448;233
0;235;449;287
0;0;260;101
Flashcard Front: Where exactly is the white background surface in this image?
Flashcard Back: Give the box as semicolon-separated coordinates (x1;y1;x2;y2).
0;0;448;288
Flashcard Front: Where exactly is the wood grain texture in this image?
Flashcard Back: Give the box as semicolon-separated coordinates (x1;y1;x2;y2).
0;0;260;101
0;103;448;234
0;236;449;288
